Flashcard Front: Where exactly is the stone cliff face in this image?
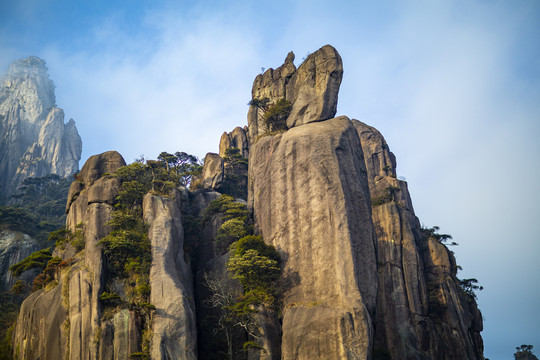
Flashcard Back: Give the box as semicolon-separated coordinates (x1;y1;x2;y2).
249;116;377;359
13;151;197;360
0;230;40;291
11;45;483;360
354;120;483;359
245;45;484;359
143;191;197;360
0;56;82;201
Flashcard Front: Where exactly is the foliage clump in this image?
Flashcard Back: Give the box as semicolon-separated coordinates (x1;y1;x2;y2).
0;174;72;244
514;345;538;360
249;97;292;133
48;224;84;251
458;278;483;300
205;194;252;254
9;248;52;277
204;193;282;357
228;235;281;302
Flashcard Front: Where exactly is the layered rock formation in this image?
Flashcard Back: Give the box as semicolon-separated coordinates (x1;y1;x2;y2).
0;56;82;201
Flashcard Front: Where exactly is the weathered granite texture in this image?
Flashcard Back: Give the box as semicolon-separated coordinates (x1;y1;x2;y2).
200;153;224;190
13;151;126;360
0;56;81;200
247;45;343;139
0;230;40;292
219;126;250;158
248;116;377;359
354;119;484;360
143;191;197;359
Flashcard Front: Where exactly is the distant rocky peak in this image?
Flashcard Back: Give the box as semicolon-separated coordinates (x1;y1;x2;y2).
6;56;48;76
0;56;81;201
247;45;343;139
1;56;56;113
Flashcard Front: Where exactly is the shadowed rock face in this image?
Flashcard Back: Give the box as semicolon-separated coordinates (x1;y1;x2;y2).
200;153;224;190
0;56;82;201
249;116;377;359
353;119;484;360
0;231;40;292
248;45;343;139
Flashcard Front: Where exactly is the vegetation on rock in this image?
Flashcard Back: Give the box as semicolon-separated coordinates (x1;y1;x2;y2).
249;97;292;133
0;174;71;244
9;248;52;277
514;345;538;360
204;194;282;358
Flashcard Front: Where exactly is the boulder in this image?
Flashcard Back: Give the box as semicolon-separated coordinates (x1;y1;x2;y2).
200;153;224;189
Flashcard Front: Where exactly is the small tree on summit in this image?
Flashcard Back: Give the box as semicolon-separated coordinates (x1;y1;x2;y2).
514;345;538;360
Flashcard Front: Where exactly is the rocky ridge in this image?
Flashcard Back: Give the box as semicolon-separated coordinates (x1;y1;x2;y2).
0;56;82;201
11;45;483;360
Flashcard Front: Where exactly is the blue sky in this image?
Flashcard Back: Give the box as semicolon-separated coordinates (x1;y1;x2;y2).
1;1;539;358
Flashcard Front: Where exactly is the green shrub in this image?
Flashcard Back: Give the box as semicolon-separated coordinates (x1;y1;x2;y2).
458;278;483;300
99;292;122;306
249;97;292;133
263;98;292;132
228;236;281;299
9;248;52;276
216;218;248;253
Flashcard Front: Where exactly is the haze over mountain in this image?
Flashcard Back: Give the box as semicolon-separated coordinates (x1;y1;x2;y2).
0;56;81;202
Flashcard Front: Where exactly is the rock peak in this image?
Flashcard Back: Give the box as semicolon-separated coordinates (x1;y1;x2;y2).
0;56;82;201
247;44;343;139
284;51;295;64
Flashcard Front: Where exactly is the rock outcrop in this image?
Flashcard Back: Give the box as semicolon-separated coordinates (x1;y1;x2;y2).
354;120;484;360
0;230;40;292
247;45;343;139
0;56;82;201
13;151;199;359
199;153;224;190
249;116;378;359
219;126;250;158
13;151;125;360
10;46;484;360
144;191;197;360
